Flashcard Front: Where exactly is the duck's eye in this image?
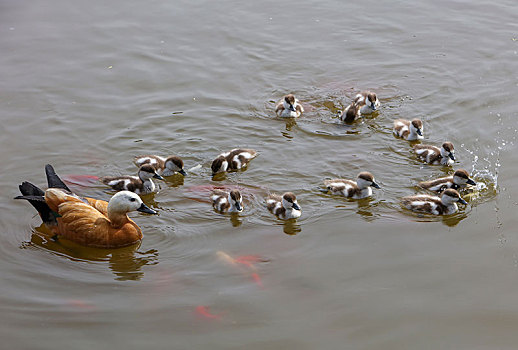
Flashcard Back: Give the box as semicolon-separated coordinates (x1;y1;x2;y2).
130;198;136;202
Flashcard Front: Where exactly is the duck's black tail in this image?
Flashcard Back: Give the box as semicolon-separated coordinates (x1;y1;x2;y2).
14;181;57;226
45;164;71;192
14;164;68;226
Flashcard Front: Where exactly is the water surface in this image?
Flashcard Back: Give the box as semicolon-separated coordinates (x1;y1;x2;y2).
1;0;518;348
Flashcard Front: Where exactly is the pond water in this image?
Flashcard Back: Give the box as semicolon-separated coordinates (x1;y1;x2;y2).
1;0;518;348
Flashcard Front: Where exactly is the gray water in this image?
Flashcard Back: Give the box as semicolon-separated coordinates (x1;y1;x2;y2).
1;0;518;348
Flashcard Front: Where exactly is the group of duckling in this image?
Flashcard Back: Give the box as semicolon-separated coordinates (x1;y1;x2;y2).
15;91;477;248
277;90;476;216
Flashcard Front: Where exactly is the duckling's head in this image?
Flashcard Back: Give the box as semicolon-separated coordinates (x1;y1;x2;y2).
441;142;455;161
283;94;297;112
453;169;476;186
211;156;228;175
138;164;164;181
165;156;186;176
410;119;423;136
441;189;467;205
366;92;379;110
356;172;380;189
282;192;300;211
108;191;157;214
228;190;243;212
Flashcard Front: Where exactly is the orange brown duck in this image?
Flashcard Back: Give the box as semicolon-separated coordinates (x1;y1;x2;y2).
15;164;157;248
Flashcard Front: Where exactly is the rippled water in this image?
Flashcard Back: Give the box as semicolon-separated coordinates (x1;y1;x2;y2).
2;0;518;348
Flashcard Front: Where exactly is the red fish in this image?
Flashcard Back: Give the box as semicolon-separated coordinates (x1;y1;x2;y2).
67;299;95;310
195;305;222;320
251;273;263;288
62;174;100;187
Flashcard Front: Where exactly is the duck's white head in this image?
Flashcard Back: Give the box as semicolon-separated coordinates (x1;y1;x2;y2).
138;164;164;181
283;94;298;112
410;119;424;137
228;190;243;212
356;172;380;190
282;192;301;211
440;142;455;161
165;156;186;176
453;169;476;186
441;189;467;205
108;191;157;214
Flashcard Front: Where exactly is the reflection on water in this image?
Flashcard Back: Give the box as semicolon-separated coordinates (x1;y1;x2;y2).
163;174;185;188
282;219;301;235
20;225;158;281
229;213;243;227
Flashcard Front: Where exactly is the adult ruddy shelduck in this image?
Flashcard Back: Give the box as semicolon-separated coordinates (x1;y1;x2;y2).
15;165;157;248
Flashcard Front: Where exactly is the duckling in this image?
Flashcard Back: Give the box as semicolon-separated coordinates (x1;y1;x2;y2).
266;192;301;219
324;171;380;199
413;142;455;166
418;169;477;193
211;189;243;213
393;118;424;141
354;90;380;115
401;188;467;215
15;165;157;248
339;101;361;123
211;148;258;175
134;155;187;176
100;164;164;194
275;94;304;118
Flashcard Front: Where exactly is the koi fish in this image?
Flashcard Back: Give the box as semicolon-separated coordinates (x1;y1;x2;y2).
195;305;222;320
62;174;100;187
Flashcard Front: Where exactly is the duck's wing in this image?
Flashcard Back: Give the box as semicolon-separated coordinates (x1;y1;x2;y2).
275;100;285;116
134;155;165;169
45;189;114;245
85;197;109;216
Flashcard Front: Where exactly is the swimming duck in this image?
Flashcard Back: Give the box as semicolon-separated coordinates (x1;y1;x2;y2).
134;155;187;176
211;189;243;213
413;142;455;166
100;164;164;194
418;169;477;193
275;94;304;118
354;90;380;115
393;118;424;141
339;101;361;123
15;164;157;248
211;148;258;175
401;188;467;215
324;171;380;199
266;192;301;219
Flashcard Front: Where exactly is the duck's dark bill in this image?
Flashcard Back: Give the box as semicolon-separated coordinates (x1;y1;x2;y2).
137;203;157;214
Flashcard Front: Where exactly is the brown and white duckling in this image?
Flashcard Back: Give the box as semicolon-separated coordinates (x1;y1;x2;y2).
418;169;477;193
211;189;243;213
100;164;164;194
413;142;455;166
266;192;301;219
354;90;380;115
211;148;258;175
401;188;467;215
339;101;361;123
324;171;380;199
393;118;424;141
275;94;304;118
134;155;187;176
